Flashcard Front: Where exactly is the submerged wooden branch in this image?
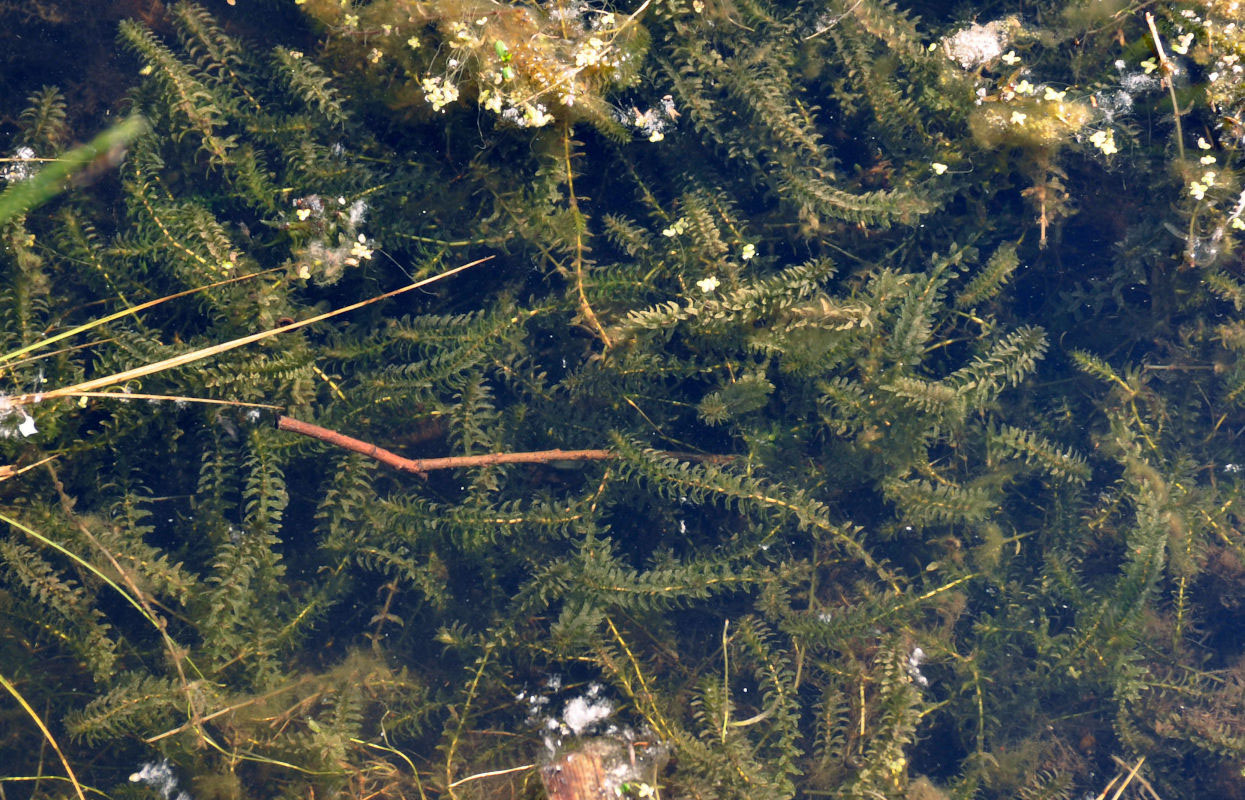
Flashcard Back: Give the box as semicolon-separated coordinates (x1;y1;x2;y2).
277;415;615;476
276;415;732;475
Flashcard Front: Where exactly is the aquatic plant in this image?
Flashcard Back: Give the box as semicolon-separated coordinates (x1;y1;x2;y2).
1;0;1245;798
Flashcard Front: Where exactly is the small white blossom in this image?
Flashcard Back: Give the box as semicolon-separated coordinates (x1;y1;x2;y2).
575;37;607;67
480;89;503;113
522;103;553;127
696;275;720;293
421;76;460;111
1089;129;1118;155
348;234;374;263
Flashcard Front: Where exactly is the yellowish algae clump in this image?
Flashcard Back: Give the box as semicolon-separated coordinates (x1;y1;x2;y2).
968;98;1094;152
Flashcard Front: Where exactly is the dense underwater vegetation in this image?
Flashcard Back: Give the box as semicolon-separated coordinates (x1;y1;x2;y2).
0;0;1244;797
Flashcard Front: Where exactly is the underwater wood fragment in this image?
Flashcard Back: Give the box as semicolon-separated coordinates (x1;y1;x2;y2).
276;415;734;474
539;737;669;800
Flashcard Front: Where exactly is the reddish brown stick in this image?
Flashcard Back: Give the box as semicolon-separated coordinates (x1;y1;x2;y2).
277;415;617;476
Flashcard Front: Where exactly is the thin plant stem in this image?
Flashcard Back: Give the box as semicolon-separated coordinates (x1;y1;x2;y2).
3;258;487;408
0;671;88;800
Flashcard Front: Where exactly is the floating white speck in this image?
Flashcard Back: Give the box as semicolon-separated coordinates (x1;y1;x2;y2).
563;695;613;735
